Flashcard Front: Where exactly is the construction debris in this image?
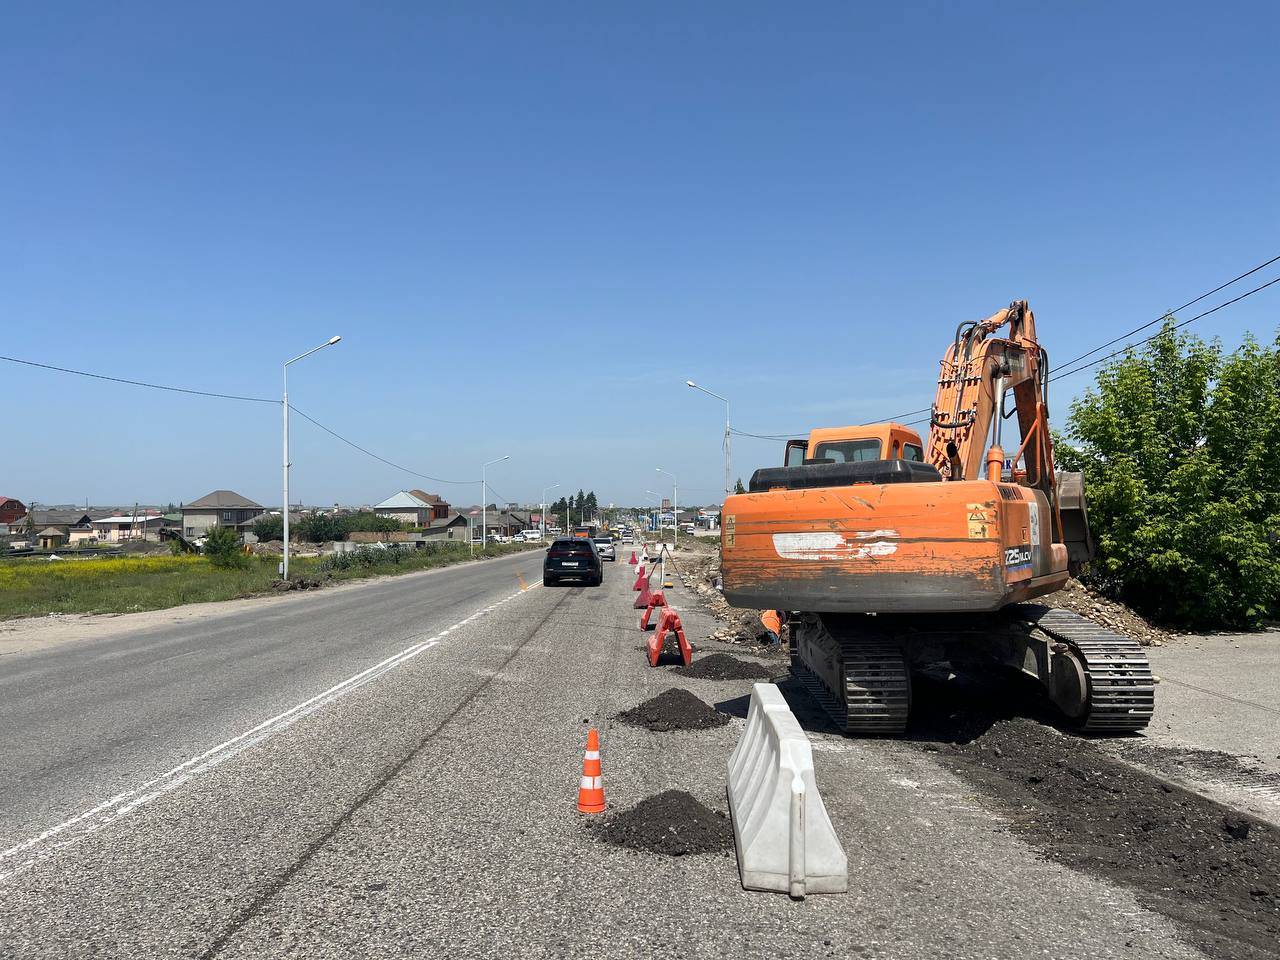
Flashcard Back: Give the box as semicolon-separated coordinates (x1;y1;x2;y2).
1048;578;1180;646
675;653;776;681
938;718;1280;960
614;688;728;732
592;790;733;856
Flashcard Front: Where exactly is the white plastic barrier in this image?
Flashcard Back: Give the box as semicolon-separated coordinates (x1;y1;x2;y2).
727;683;848;898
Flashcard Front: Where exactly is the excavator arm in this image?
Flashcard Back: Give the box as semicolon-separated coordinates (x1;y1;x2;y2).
926;300;1059;518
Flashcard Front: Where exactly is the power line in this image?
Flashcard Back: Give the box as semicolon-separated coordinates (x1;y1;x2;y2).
0;354;276;404
730;427;804;441
287;404;477;485
730;254;1280;438
1049;274;1280;383
1054;253;1280;372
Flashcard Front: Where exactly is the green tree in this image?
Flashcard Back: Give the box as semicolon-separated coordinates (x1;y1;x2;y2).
252;514;284;542
584;491;598;517
203;525;248;569
1065;322;1280;627
733;478;746;495
341;511;402;534
295;512;345;543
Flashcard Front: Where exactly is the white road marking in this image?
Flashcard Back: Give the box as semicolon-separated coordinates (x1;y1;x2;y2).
0;581;539;883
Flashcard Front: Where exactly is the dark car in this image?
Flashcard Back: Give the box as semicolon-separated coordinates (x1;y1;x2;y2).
544;536;603;586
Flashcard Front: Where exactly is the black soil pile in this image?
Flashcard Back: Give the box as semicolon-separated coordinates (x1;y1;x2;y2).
614;688;729;732
939;718;1280;960
593;789;733;856
674;653;775;681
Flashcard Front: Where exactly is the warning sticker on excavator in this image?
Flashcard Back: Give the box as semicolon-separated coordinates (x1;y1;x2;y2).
966;503;995;539
724;514;735;548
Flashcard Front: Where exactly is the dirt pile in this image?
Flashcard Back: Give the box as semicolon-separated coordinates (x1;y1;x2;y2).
939;718;1280;960
614;688;728;732
674;653;776;681
1049;578;1179;646
592;790;733;856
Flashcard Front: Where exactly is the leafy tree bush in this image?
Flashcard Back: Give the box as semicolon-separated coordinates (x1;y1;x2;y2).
295;512;345;543
341;511;403;534
252;514;284;542
203;524;249;570
1064;323;1280;628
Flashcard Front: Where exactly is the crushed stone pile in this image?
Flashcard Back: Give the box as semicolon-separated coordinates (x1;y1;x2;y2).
614;688;728;732
592;790;733;856
674;653;775;681
1049;578;1180;646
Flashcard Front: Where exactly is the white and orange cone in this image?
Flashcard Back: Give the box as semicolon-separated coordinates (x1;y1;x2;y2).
577;728;606;814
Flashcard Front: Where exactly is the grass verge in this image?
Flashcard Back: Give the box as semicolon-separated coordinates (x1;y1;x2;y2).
0;542;541;620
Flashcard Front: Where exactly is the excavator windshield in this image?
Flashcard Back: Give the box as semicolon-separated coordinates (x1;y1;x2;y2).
813;439;881;462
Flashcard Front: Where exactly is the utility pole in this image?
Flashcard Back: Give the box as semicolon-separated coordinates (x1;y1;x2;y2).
282;335;341;579
686;380;731;501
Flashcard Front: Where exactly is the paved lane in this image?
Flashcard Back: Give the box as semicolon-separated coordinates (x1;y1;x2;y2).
0;549;544;851
0;549;1204;959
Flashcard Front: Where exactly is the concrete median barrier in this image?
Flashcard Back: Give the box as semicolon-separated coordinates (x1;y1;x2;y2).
727;683;847;898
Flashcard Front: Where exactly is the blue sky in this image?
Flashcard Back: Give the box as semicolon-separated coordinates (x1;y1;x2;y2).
3;2;1277;508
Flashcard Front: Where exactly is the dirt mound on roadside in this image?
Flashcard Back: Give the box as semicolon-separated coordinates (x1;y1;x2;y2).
674;653;775;681
939;718;1280;960
592;790;733;856
614;688;728;732
1049;578;1179;646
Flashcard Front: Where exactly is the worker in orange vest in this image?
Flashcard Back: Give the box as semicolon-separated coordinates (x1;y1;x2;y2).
760;609;785;646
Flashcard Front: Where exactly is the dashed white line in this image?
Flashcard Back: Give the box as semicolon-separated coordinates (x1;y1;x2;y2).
0;582;538;882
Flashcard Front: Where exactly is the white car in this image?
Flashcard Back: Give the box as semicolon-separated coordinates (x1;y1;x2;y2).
620;532;633;544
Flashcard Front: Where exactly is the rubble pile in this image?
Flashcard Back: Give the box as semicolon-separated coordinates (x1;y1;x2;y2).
1050;578;1180;646
592;790;733;856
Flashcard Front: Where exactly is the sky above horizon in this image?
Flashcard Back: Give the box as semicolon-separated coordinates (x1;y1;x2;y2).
3;2;1278;508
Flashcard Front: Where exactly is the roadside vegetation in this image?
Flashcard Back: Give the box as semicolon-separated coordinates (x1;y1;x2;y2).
1057;321;1280;628
0;541;539;620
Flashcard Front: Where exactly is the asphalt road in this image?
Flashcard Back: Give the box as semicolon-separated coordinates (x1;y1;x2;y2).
0;547;1222;958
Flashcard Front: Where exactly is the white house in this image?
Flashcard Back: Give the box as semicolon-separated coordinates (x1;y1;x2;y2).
90;514;172;543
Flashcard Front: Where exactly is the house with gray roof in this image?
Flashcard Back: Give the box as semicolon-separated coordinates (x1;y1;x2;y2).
373;491;451;527
181;490;264;538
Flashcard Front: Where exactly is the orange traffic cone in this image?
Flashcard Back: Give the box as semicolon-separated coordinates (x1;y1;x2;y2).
577;728;606;814
628;551;638;565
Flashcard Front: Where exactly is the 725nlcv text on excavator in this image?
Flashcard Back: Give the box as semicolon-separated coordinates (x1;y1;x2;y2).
720;301;1155;735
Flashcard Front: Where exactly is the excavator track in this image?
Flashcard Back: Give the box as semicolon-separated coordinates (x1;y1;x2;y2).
1012;605;1155;732
792;617;911;735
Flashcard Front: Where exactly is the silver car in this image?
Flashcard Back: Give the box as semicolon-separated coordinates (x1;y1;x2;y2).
592;536;616;561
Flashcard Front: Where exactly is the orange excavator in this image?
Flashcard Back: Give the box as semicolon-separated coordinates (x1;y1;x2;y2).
720;301;1154;735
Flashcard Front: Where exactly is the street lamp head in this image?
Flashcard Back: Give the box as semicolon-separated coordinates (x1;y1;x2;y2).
327;335;342;345
686;380;697;388
500;455;510;462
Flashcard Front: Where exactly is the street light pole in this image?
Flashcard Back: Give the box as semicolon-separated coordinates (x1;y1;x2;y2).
481;455;509;552
686;379;731;500
282;335;341;580
644;490;660;534
541;483;560;541
655;468;677;549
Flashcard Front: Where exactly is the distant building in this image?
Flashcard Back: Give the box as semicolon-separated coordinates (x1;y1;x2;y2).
22;510;100;543
90;513;174;543
0;497;26;525
373;491;451;527
181;490;265;538
420;511;470;542
38;527;66;550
